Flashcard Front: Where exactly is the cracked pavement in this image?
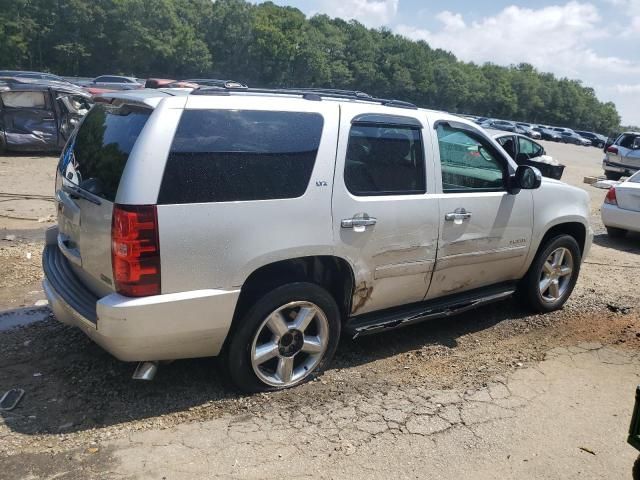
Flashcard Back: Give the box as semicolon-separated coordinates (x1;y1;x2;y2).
2;136;640;479
5;343;638;479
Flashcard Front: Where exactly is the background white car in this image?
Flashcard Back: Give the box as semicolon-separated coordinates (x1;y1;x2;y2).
601;170;640;237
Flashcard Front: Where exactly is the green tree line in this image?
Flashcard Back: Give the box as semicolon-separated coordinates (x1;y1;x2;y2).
0;0;621;133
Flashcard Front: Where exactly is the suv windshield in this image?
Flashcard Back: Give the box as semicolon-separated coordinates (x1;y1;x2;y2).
58;103;151;201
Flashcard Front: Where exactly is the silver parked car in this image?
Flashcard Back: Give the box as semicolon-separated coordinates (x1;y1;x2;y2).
603;131;640;180
43;86;593;392
88;75;143;90
601;170;640;237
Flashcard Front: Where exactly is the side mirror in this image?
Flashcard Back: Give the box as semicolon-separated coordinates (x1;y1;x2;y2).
510;165;542;193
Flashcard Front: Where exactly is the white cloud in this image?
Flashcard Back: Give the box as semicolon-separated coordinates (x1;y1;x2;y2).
396;1;640;124
613;84;640;93
435;11;465;31
311;0;398;27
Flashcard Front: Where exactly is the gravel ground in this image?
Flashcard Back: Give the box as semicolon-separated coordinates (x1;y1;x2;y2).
0;143;639;477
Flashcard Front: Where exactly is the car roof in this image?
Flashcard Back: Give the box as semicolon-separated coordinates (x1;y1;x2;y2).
95;75;138;81
97;86;426;111
0;77;90;96
0;70;59;77
621;131;640;136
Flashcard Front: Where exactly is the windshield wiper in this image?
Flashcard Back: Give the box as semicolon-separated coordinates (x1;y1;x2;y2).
62;183;102;205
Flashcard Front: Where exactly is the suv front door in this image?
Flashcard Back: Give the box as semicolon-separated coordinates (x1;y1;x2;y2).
332;104;439;315
427;120;533;299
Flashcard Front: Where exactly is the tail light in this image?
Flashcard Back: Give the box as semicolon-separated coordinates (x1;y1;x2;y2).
111;204;161;296
606;146;618;154
605;187;617;206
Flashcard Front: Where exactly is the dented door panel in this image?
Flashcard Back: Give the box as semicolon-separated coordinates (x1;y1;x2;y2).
428;191;533;298
332;103;440;315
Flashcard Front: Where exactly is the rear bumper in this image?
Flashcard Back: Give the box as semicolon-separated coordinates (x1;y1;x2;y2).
43;241;240;362
602;159;638;176
601;203;640;233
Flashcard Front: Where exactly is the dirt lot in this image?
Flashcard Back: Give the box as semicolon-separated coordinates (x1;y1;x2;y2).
0;143;639;479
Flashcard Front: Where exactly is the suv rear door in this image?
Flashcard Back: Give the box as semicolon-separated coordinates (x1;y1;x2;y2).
56;102;153;296
332;104;439;315
427;118;533;298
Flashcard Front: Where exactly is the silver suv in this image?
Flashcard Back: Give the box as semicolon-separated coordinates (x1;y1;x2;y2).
43;86;593;392
603;131;640;180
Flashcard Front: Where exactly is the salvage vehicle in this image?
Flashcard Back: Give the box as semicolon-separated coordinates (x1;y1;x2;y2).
602;131;640;180
490;130;565;180
601;170;640;238
0;78;92;153
42;85;592;392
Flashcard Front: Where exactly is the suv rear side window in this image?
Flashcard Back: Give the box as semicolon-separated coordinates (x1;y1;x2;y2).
59;104;151;201
344;124;426;196
158;110;324;204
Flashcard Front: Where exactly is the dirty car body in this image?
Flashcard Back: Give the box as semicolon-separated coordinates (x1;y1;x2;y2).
0;78;92;152
42;87;593;392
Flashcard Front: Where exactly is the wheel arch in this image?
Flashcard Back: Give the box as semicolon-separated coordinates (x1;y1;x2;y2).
224;256;356;351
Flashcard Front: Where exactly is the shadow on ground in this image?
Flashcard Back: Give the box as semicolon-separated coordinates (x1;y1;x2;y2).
593;232;640;254
0;298;535;436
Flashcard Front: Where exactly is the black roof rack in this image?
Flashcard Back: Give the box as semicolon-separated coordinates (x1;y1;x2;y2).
190;82;417;110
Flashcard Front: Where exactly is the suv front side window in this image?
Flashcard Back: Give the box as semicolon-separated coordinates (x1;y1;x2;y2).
344;123;426;196
436;124;506;192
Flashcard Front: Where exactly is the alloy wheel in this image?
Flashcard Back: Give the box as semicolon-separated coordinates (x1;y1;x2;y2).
250;301;329;387
539;247;574;303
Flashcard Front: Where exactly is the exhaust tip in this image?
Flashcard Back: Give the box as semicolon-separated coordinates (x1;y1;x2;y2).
132;361;159;381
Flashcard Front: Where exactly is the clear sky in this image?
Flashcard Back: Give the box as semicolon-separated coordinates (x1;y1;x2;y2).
255;0;640;125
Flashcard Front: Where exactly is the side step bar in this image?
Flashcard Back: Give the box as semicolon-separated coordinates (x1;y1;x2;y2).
345;284;516;338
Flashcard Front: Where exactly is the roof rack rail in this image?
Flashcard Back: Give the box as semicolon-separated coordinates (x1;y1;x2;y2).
190;83;417;109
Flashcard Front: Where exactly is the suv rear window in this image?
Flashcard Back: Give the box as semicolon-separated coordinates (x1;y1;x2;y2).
158;110;324;204
59;103;151;201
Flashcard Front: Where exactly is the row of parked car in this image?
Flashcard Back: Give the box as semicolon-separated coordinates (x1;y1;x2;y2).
461;115;609;148
0;70;246;152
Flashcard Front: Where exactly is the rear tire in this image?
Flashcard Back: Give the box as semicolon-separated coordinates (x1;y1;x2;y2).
225;282;341;393
606;226;627;239
519;235;581;313
605;171;622;181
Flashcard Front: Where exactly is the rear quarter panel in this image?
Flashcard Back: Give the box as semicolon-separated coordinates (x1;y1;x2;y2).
155;97;341;293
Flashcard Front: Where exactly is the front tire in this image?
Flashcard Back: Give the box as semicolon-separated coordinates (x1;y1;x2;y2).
606;226;627;238
226;282;341;392
519;235;581;313
605;171;622;181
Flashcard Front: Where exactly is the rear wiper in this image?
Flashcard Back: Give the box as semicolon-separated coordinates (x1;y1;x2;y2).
62;183;102;205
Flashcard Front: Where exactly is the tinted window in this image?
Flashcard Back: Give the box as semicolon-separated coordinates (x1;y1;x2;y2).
619;134;638;149
344;124;425;196
158;110;323;204
437;125;505;192
59;104;151;201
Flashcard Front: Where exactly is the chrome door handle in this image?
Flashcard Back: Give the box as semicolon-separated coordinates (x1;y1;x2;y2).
341;213;377;232
445;208;472;222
